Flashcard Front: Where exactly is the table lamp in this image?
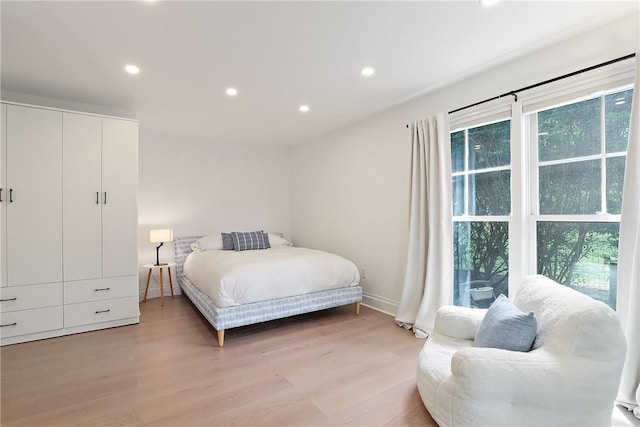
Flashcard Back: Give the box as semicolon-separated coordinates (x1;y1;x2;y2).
150;228;173;266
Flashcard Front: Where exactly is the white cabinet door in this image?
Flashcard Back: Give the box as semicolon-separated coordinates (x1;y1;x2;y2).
101;119;137;278
63;113;102;281
1;104;7;287
6;105;62;286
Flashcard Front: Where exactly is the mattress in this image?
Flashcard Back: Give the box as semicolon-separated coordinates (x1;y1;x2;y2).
183;246;360;308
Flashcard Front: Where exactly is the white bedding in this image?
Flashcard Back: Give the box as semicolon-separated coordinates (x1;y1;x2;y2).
183;246;360;308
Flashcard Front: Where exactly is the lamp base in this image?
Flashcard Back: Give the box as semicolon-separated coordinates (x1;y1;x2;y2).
154;262;169;266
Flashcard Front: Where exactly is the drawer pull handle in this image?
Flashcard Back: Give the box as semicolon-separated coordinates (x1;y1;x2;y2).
94;288;110;292
0;322;17;327
0;297;17;302
95;309;111;314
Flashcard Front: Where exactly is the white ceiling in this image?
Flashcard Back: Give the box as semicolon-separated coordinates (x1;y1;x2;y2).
1;1;638;146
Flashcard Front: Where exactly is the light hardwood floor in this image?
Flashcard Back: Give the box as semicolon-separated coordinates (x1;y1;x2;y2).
1;296;437;426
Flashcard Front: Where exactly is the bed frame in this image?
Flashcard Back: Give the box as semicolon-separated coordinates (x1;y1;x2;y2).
173;236;363;346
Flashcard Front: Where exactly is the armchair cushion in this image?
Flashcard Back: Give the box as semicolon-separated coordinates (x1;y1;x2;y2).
434;305;486;340
474;294;537;352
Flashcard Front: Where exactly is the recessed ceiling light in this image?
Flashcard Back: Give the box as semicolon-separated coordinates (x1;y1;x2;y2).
480;0;502;6
226;87;238;96
361;67;375;77
299;105;310;113
614;98;626;105
124;64;140;75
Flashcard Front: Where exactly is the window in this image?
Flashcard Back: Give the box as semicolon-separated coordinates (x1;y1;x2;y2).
452;119;511;308
450;82;633;310
529;88;633;308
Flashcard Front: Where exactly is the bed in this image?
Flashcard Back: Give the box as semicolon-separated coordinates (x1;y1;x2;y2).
173;235;363;346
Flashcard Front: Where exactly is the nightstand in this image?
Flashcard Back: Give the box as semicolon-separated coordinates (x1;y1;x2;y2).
142;262;176;306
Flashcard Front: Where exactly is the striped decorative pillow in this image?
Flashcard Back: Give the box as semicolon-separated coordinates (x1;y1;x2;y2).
231;231;271;251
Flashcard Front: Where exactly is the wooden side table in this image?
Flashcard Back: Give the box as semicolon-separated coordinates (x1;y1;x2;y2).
142;262;176;306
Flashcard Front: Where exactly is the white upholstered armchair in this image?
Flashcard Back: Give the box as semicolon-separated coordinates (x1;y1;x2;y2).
417;275;627;427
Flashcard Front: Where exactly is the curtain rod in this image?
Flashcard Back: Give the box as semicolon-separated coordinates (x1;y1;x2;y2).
405;52;637;128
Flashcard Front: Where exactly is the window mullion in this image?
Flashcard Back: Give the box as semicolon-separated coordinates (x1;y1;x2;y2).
600;94;607;214
510;101;525;295
528;113;540;276
464;130;469;216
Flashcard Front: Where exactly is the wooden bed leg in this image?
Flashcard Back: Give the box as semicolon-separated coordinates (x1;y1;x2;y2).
217;329;225;347
355;302;361;316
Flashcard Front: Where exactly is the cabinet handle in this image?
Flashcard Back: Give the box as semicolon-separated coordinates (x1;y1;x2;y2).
9;189;13;203
0;297;17;302
0;188;2;202
103;192;107;204
95;309;111;314
94;287;110;292
0;322;17;327
96;192;99;204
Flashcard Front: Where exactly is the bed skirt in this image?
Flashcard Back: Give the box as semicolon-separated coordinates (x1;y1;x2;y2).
180;275;363;331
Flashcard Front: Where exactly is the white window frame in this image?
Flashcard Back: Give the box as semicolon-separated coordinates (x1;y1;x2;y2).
525;85;632;284
449;59;635;304
450;102;515;301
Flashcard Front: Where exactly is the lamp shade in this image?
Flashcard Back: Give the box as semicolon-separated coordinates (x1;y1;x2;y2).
150;228;173;243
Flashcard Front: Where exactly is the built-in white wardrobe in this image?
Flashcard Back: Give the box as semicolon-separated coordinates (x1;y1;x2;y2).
0;102;139;345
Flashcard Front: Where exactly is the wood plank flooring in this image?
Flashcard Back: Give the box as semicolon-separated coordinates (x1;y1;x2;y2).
1;296;437;426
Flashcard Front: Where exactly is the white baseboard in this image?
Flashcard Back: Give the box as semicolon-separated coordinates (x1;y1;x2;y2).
362;291;398;317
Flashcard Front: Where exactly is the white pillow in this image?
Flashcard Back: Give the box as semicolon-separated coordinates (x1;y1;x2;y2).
190;234;224;252
268;233;293;246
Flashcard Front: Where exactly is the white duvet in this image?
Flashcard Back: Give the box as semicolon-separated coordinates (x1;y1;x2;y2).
183;246;360;308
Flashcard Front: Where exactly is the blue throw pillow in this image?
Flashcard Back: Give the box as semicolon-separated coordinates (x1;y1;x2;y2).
474;294;537;352
221;232;235;250
230;230;271;251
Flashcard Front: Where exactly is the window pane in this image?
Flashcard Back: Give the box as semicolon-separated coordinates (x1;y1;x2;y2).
469;171;510;215
537;222;619;308
468;120;510;170
452;175;465;216
538;98;601;162
605;89;633;153
539;159;601;215
607;156;626;215
454;221;509;308
451;130;465;173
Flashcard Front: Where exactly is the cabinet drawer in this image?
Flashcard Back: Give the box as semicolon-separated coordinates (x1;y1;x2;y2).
0;306;63;339
0;283;63;313
64;276;137;304
64;296;139;328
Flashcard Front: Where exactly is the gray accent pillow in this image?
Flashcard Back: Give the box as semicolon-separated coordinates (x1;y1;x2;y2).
474;294;537;352
230;230;271;251
221;232;234;250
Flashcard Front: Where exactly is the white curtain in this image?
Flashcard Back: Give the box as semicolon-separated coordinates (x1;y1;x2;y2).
617;58;640;419
395;114;453;338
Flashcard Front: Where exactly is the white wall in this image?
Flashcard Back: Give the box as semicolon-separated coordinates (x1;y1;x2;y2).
290;13;639;315
138;131;291;299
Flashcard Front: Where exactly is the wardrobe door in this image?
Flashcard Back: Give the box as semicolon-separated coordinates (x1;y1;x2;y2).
101;118;138;278
63;113;102;281
1;104;6;287
6;105;62;286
